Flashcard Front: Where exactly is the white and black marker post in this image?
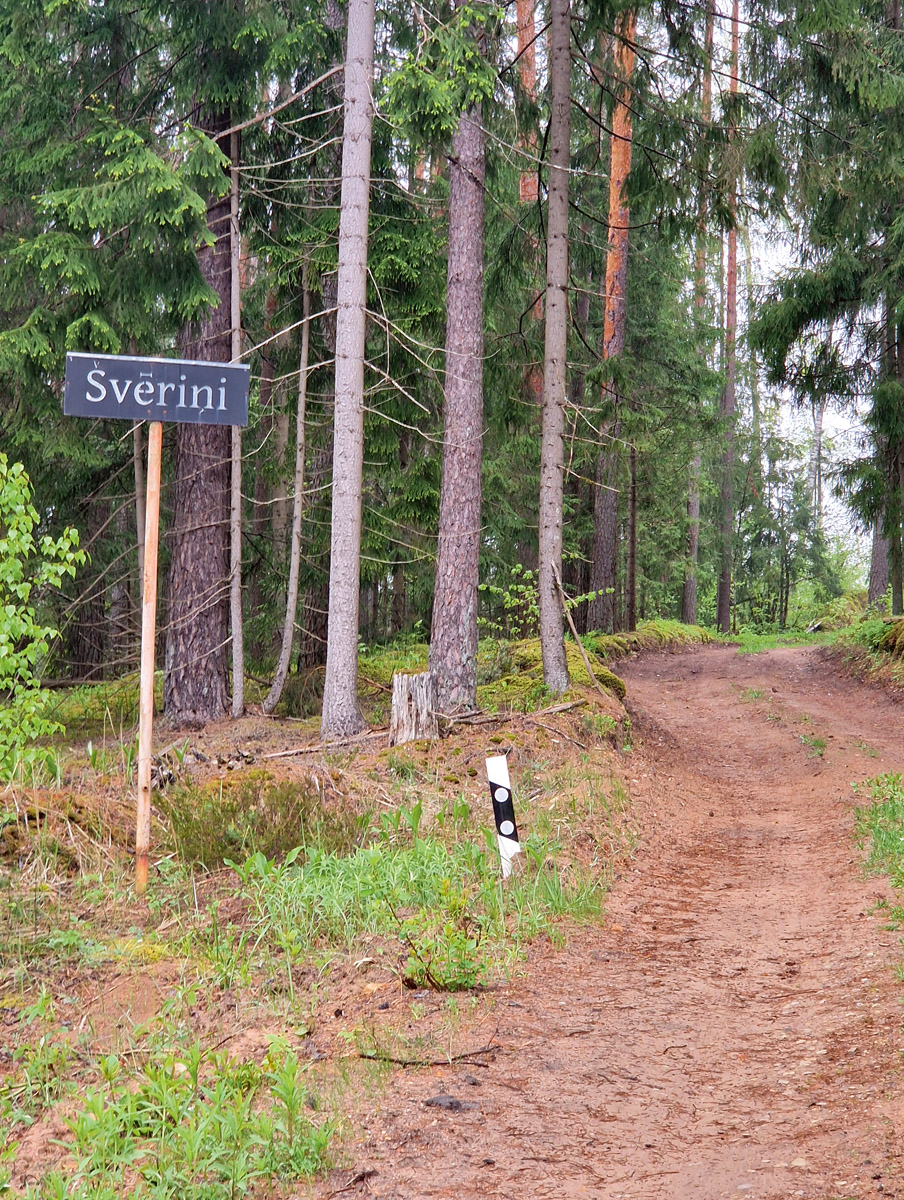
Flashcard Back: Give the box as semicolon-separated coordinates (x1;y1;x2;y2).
486;754;522;878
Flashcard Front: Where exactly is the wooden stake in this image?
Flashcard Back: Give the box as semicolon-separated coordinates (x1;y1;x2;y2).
229;130;245;718
135;420;162;896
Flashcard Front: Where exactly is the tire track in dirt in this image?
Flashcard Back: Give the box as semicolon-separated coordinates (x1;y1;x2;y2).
325;645;904;1200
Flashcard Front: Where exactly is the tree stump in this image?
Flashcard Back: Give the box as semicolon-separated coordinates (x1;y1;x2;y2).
389;672;438;745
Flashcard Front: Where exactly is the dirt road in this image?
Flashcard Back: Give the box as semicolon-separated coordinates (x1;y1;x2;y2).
331;645;904;1199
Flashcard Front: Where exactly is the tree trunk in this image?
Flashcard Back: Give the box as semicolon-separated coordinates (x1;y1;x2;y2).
263;280;311;714
321;0;376;738
869;517;890;606
808;397;826;525
164;108;231;729
589;11;635;634
681;453;701;624
682;0;713;625
517;0;538;206
587;431;620;631
716;0;739;635
429;100;486;714
538;0;571;694
625;443;637;630
566;281;591;633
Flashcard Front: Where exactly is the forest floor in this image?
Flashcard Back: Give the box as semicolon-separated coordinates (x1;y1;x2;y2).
4;641;904;1200
318;644;904;1200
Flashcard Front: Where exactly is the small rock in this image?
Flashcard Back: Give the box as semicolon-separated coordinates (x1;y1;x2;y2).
425;1093;474;1112
790;1157;809;1169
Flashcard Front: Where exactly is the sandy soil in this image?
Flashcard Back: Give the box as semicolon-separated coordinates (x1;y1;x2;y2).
322;645;904;1200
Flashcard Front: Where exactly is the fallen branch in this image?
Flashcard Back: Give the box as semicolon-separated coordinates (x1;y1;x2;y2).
327;1169;378;1197
263;729;387;759
523;717;586;748
441;699;587;729
356;1044;495;1068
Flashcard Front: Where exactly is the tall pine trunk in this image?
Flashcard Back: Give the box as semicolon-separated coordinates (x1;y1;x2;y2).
164;107;232;728
681;0;714;625
588;11;635;633
716;0;739;634
869;518;890;606
538;0;571;693
517;0;538;206
429;100;486;713
321;0;376;737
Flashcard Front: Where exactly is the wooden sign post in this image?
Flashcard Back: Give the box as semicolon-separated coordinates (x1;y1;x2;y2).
64;352;250;895
135;420;162;895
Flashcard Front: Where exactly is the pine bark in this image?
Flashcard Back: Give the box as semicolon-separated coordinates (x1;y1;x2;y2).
681;0;714;625
588;11;635;633
808;398;826;525
625;445;637;630
164;107;232;729
429;103;486;714
869;518;890;606
321;0;375;737
517;0;538;206
716;0;739;635
538;0;571;694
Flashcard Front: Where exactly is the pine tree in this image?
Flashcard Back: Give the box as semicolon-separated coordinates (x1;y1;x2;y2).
321;0;376;737
538;0;571;693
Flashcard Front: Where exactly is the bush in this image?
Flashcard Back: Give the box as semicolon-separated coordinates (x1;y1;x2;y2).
0;455;83;779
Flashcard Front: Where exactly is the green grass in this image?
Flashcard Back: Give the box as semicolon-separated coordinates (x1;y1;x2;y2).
228;818;604;992
724;629;834;655
854;772;904;886
800;733;826;757
5;1040;333;1200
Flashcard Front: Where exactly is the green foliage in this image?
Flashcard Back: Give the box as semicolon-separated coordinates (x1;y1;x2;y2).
816;591;868;630
21;1043;332;1199
228;821;603;989
855;773;904;887
726;628;832;655
479;564;539;640
837;617;893;656
0;456;83;779
383;2;501;144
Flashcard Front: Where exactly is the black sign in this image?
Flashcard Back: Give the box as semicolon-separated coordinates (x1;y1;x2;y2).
64;353;249;427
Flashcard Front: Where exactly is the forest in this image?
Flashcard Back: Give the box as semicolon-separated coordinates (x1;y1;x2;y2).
1;0;901;742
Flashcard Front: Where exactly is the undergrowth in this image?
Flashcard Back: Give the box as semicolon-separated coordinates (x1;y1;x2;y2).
854;772;904;928
724;629;833;655
229;821;604;993
2;1030;333;1199
158;773;366;869
0;631;642;1196
828;617;904;688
